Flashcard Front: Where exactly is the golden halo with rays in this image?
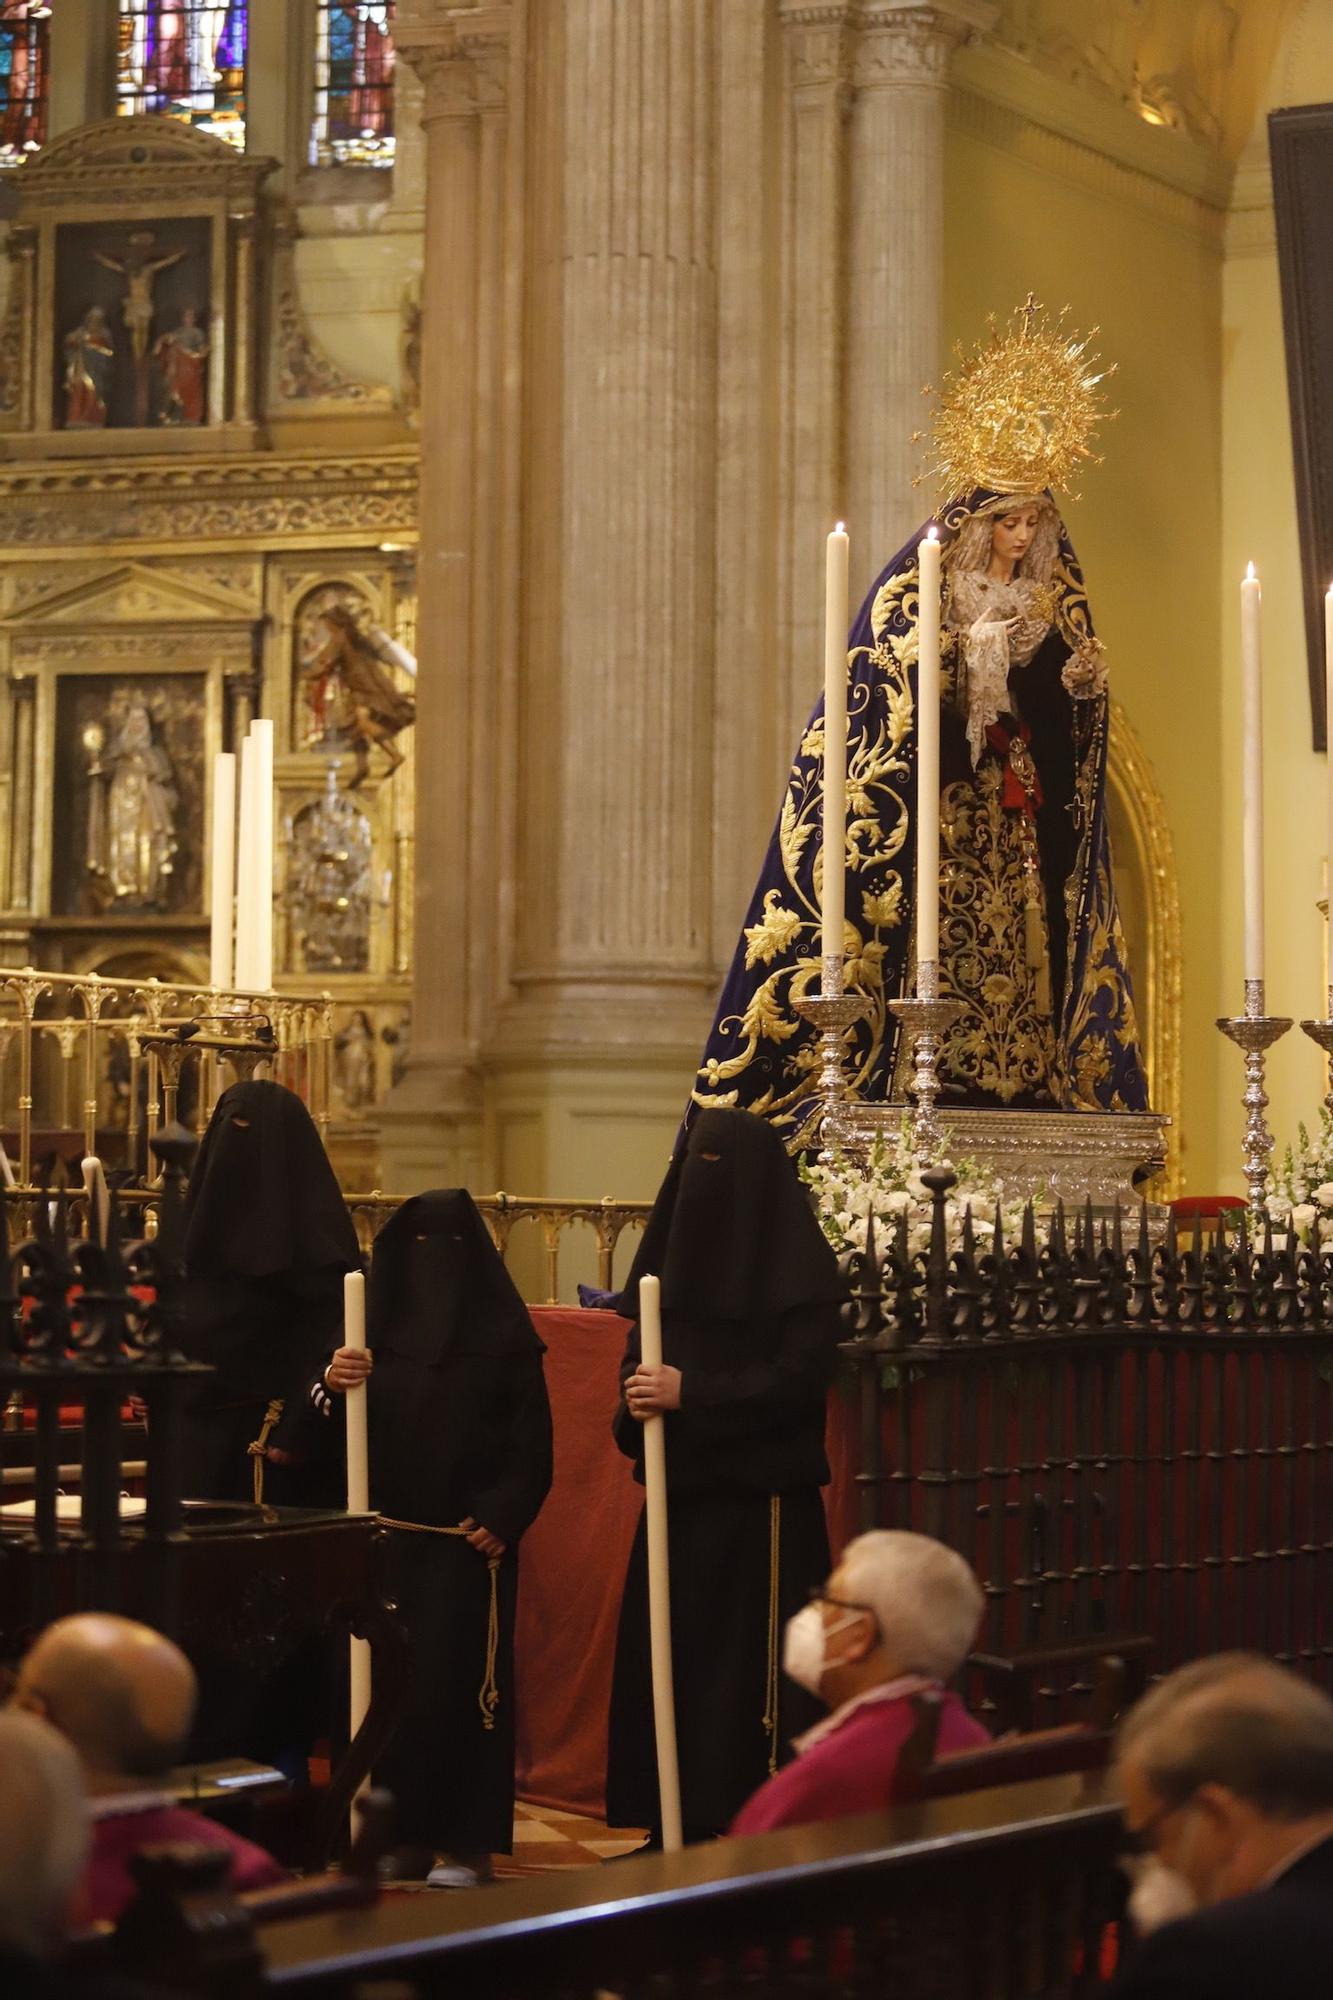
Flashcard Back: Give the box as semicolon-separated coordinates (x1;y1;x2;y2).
913;295;1116;506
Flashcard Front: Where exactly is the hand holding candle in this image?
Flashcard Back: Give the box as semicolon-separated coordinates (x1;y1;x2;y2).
821;523;851;983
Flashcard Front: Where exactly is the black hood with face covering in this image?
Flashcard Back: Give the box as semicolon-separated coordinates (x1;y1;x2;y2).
183;1078;361;1280
619;1108;845;1324
368;1188;544;1363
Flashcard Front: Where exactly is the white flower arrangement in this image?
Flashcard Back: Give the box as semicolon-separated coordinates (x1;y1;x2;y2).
801;1118;1031;1261
1268;1110;1333;1244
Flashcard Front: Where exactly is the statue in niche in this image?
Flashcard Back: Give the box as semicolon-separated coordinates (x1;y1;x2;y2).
94;230;187;426
153;305;209;425
334;1009;377;1112
287;763;373;973
62;306;115;429
84;697;179;911
300;601;416;788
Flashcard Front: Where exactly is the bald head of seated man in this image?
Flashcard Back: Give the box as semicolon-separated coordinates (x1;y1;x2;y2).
10;1614;285;1924
0;1711;87;1971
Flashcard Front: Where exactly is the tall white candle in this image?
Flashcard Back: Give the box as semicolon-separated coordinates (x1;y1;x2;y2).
81;1154;109;1249
249;719;275;994
821;523;851;979
234;732;258;990
1325;585;1333;999
209;752;236;992
637;1273;683;1853
1240;563;1264;992
916;528;943;978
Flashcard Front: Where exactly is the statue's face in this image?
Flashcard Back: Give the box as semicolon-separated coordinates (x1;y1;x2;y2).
990;504;1042;570
123;707;150;748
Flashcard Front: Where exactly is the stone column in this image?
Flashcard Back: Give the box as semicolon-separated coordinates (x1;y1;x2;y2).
487;0;722;1199
845;1;995;594
774;2;853;752
380;3;515;1190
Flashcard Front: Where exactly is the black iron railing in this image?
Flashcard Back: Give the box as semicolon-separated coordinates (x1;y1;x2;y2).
839;1172;1333;1704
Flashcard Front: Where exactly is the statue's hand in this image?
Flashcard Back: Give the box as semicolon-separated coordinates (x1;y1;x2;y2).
1061;637;1109;699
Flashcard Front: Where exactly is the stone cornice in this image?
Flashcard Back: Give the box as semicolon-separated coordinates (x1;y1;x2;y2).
0;448;419;554
952;38;1234;212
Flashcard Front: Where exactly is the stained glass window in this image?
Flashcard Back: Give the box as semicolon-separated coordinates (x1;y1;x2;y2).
116;3;248;151
310;2;395;169
0;2;51;170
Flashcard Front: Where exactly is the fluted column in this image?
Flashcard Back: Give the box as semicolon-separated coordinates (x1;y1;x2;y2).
845;1;995;593
382;3;516;1189
507;0;720;1057
775;2;853;755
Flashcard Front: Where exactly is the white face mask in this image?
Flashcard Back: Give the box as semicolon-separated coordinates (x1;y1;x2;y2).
1124;1857;1199;1937
782;1603;867;1699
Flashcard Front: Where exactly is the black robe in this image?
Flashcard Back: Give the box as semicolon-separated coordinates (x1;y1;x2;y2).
332;1189;553;1856
180;1079;361;1505
606;1109;847;1839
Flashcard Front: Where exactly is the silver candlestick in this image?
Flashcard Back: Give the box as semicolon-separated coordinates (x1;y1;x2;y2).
1217;978;1293;1221
1300;986;1333;1118
793;954;869;1161
889;958;964;1164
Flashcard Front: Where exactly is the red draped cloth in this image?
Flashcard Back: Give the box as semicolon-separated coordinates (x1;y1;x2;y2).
513;1307;859;1816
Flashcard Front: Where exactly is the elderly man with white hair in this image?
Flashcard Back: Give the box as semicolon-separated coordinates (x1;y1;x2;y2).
729;1529;988;1836
0;1710;88;1985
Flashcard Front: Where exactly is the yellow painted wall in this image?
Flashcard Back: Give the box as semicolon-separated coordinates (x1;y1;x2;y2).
943;91;1226;1190
1218;3;1333;1193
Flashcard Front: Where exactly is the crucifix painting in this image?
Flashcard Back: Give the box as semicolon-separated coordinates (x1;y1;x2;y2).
52;215;213;432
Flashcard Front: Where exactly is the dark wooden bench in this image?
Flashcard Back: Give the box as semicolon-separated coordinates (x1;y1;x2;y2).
72;1770;1126;1998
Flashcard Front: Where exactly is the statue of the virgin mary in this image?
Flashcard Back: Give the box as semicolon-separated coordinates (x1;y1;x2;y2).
695;301;1148;1142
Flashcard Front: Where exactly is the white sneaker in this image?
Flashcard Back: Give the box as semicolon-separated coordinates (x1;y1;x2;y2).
426;1861;481;1889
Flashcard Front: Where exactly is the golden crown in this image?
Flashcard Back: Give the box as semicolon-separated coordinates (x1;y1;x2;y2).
914;296;1115;505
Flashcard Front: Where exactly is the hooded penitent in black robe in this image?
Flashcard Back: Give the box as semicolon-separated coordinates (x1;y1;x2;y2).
606;1108;847;1840
181;1079;361;1505
344;1189;553;1857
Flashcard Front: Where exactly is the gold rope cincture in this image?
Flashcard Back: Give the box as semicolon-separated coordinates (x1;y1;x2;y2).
246;1398;286;1506
762;1494;782;1775
376;1516;502;1730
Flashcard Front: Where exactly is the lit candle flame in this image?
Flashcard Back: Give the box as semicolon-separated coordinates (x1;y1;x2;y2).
834;520;846;534
927;525;940;542
1245;561;1257;581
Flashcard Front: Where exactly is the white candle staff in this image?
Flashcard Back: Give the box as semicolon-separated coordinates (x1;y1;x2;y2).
209;751;237;993
821;523;850;984
637;1273;683;1852
344;1270;372;1814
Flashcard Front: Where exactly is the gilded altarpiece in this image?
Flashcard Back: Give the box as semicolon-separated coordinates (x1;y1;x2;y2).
1;116;273;455
0;105;419;1177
